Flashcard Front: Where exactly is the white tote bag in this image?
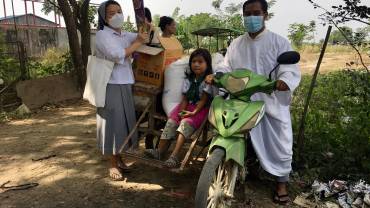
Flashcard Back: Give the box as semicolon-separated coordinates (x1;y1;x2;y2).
83;55;114;107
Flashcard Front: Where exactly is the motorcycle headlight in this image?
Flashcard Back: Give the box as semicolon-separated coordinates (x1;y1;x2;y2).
238;104;265;134
225;76;250;94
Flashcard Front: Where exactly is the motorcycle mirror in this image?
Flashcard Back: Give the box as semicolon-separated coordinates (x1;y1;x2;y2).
215;72;224;79
277;51;300;65
268;51;300;81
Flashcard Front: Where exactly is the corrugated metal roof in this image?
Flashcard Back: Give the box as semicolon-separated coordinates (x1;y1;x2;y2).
0;14;57;25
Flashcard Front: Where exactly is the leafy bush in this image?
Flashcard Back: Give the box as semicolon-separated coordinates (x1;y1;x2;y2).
0;56;21;84
28;48;73;78
292;69;370;181
0;33;22;84
0;43;73;82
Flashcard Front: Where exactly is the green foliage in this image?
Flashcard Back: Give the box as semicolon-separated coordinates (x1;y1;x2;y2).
288;22;316;49
153;14;160;27
0;56;20;84
175;13;220;50
0;32;21;84
28;48;73;78
0;110;31;123
292;69;370;181
42;0;97;25
173;0;277;51
329;26;353;44
122;16;136;32
41;0;61;15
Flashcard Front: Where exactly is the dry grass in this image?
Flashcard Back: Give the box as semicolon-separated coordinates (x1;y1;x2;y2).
298;45;370;74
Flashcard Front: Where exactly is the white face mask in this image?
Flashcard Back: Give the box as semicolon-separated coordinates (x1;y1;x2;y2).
109;13;124;29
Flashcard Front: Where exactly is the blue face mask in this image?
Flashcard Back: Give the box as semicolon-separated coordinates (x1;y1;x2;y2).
244;16;264;33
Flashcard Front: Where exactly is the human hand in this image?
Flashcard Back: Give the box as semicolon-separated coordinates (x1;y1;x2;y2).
205;74;215;85
180;111;195;118
276;80;290;91
135;29;148;44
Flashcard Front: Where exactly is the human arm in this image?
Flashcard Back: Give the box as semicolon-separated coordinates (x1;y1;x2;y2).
181;93;209;118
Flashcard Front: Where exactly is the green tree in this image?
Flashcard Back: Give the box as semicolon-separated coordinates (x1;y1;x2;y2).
153;14;160;27
42;0;97;25
288;22;316;49
172;5;220;50
211;0;276;33
172;7;180;20
308;20;316;44
308;0;369;72
329;26;353;44
354;26;370;45
42;0;92;88
122;16;136;32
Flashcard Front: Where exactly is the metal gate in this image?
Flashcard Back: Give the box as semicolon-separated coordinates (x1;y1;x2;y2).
0;41;28;111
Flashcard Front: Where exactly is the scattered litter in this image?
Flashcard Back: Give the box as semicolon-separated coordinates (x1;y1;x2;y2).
0;181;39;193
296;179;370;208
325;201;339;208
364;193;370;205
32;154;57;161
293;194;317;207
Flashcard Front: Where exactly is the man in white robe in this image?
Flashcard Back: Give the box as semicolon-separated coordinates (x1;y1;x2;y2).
206;0;301;204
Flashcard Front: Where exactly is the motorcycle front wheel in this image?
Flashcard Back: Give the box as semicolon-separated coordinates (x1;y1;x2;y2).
195;148;239;208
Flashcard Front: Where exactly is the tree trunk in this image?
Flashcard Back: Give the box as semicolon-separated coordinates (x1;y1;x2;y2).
79;0;91;79
56;0;85;89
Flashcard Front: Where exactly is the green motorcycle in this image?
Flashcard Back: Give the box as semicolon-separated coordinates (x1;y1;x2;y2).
194;51;300;208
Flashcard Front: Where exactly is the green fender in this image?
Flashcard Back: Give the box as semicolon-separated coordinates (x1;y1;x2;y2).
209;135;245;167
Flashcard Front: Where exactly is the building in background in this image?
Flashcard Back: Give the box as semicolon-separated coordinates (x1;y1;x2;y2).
0;13;69;57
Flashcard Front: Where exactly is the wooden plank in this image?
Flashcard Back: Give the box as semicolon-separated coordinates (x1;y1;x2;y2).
119;102;151;153
122;152;165;169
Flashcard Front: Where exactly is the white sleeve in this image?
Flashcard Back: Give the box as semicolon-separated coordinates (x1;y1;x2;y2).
125;32;138;43
203;83;219;97
274;39;301;106
182;79;190;94
95;31;126;64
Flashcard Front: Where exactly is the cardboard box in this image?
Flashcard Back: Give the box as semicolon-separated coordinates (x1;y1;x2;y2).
134;37;183;87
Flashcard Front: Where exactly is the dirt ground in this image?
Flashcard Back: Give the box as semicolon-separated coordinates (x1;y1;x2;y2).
0;100;306;208
3;49;359;208
299;51;370;74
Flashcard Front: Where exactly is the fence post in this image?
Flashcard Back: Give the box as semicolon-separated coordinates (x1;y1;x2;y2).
17;41;28;80
296;26;332;162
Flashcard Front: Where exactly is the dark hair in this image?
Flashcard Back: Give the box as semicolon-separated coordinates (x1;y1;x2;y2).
158;16;175;32
144;7;152;23
243;0;268;13
98;0;121;30
186;48;213;80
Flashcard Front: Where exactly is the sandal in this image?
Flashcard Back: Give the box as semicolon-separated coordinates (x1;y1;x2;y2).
117;162;132;173
273;191;291;205
144;149;160;160
164;155;180;168
109;167;124;181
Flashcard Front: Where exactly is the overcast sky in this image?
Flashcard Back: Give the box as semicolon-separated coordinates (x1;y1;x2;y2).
1;0;369;41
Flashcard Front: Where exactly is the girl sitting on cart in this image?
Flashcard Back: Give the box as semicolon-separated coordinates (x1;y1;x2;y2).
145;48;214;168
